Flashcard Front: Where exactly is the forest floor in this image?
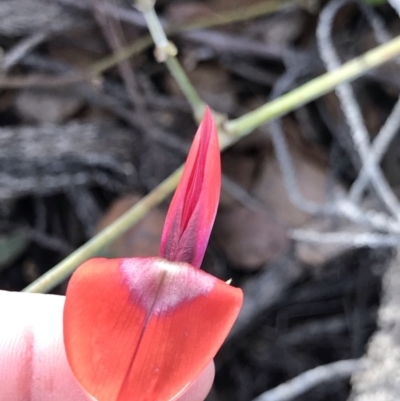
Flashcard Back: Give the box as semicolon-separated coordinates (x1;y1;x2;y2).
1;0;400;400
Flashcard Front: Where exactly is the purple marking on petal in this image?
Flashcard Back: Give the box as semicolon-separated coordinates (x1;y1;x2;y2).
119;258;215;315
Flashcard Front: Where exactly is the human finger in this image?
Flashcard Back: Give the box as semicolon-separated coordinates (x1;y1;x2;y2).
0;290;214;401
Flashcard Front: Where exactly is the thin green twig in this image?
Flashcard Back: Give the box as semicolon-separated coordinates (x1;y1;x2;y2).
169;0;316;32
88;0;309;79
0;0;302;90
225;35;400;136
23;168;183;293
164;57;205;122
22;38;400;293
141;5;206;120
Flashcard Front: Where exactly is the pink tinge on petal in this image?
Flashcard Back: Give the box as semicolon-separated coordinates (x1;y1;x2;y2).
119;258;215;314
159;107;221;268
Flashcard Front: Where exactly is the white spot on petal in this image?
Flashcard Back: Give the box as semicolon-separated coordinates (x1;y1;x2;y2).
120;258;215;314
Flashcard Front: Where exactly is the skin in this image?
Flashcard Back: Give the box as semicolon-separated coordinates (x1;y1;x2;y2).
0;290;214;401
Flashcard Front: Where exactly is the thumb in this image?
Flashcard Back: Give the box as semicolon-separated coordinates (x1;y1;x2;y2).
0;290;88;401
0;290;214;401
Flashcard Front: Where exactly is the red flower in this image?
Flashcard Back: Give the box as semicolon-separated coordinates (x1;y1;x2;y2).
63;107;243;401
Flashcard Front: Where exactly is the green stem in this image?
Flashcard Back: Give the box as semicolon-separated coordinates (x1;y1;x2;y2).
164;57;205;122
141;7;205;121
226;35;400;135
22;36;400;294
23;168;182;293
142;7;169;49
89;36;153;77
89;0;302;79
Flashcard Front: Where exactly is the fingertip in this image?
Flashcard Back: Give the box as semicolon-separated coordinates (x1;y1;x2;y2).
0;291;215;401
177;362;215;401
0;290;90;401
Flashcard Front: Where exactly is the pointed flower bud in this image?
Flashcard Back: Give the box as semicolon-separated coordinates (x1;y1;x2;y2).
160;106;221;268
63;107;243;401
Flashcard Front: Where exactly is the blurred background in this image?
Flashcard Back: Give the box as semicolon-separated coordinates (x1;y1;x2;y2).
1;0;400;400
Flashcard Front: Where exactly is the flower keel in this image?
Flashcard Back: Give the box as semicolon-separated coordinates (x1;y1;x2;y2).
159;107;221;268
63;108;243;401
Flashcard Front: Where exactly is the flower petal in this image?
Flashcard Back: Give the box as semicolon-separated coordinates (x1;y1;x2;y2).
159;107;221;268
63;257;242;401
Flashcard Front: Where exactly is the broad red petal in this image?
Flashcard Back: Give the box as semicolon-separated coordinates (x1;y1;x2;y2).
159;107;221;268
63;257;242;401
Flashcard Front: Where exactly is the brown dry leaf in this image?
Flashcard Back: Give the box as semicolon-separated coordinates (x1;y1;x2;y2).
254;151;326;227
215;139;288;270
255;119;330;228
215;204;288;270
47;26;107;69
248;9;307;46
215;117;343;270
15;88;84;123
321;89;382;141
96;195;166;258
165;0;263;24
0;90;14;112
208;0;266;13
165;2;218;23
220;151;259;207
255;120;350;266
382;134;400;187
